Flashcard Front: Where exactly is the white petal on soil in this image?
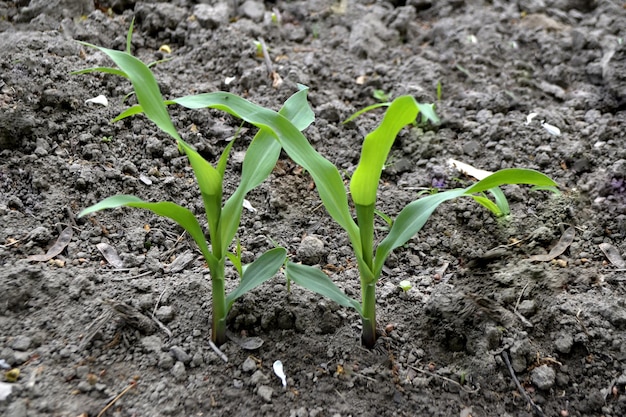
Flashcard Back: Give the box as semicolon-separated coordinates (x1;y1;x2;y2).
526;112;538;125
85;94;108;106
448;159;493;180
139;174;153;185
224;76;236;85
273;360;287;388
243;199;257;212
541;121;561;136
0;382;12;401
0;359;10;370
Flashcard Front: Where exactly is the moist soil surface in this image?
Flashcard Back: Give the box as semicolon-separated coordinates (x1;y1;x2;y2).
2;1;626;416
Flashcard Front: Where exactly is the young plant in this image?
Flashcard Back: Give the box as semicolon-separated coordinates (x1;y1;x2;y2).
283;96;558;348
156;92;556;349
74;22;313;346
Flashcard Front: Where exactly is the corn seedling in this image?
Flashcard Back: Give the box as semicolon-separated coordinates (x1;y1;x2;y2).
284;96;558;348
74;21;312;346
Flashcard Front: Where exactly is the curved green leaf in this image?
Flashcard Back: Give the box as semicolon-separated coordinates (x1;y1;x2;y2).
464;168;556;194
350;96;419;206
77;195;216;265
342;102;390;124
373;168;558;276
78;43;180;142
70;67;128;78
170;92;362;256
374;189;466;276
225;247;287;309
285;262;362;315
219;88;313;249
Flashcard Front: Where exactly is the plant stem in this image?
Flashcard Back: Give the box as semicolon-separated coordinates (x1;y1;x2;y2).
361;281;377;348
355;203;378;348
209;258;227;346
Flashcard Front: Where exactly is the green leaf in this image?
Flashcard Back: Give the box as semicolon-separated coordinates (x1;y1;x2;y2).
225;247;287;308
374;189;466;276
170;91;362;256
78;42;181;142
343;102;390;124
472;194;504;217
416;102;440;125
373;168;558;276
112;104;144;122
463;168;556;194
285;262;362;315
350;96;419;206
488;187;510;216
219;88;312;248
70;67;128;78
175;139;223;254
77;195;216;264
126;17;135;54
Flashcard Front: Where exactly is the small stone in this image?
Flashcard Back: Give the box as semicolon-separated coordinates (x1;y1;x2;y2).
158;353;174;370
257;385;273;403
554;333;574;354
5;399;27;417
250;370;269;386
239;0;265;21
242;357;257;373
297;236;327;265
171;361;186;382
11;336;32;352
141;335;162;354
509;339;531;373
77;380;93;392
517;300;536;316
155;306;174;323
169;346;191;364
191;352;204;367
193;3;230;29
531;365;556;390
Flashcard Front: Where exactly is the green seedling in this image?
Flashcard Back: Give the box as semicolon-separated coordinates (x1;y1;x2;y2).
398;280;412;292
74;22;557;350
74;21;314;346
373;89;390;102
253;40;264;58
283;96;557;348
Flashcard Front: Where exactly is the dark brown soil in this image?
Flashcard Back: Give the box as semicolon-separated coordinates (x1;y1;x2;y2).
2;1;626;416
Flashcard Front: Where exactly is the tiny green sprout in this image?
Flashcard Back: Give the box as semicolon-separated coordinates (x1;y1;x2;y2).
73;20;313;346
398;280;412;292
253;40;264;58
101;136;113;143
373;89;390;102
271;11;280;25
436;81;442;101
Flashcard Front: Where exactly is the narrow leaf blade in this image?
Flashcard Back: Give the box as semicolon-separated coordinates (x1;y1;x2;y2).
78;195;215;264
225;248;287;307
285;262;362;315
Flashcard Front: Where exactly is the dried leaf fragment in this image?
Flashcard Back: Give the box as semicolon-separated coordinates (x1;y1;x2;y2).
27;226;73;262
96;243;123;268
599;242;626;268
529;227;575;262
